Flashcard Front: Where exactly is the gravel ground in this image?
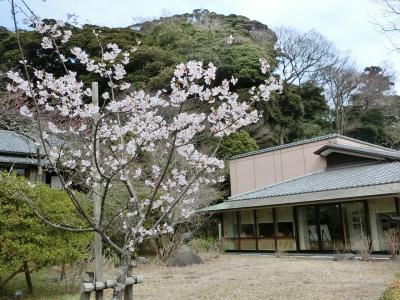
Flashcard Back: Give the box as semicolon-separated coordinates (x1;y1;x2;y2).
128;254;400;300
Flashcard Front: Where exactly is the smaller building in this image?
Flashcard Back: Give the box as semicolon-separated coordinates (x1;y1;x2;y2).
204;134;400;253
0;130;61;188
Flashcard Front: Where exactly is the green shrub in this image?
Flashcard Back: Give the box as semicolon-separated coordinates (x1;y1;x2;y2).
0;172;91;293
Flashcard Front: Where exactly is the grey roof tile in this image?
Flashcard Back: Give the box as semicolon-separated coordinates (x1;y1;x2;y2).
0;130;38;155
229;162;400;201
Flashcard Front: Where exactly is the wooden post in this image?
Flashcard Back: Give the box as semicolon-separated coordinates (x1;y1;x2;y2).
80;272;94;300
218;223;222;241
124;263;134;300
92;82;103;300
36;146;42;182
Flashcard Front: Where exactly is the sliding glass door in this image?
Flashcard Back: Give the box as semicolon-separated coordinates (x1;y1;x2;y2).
297;206;319;250
341;202;368;251
297;202;363;251
319;204;344;250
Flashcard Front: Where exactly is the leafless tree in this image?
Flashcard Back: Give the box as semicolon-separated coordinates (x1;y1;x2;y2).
373;0;400;50
320;54;361;134
274;26;336;85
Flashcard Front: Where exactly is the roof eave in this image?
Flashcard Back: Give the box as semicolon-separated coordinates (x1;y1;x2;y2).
314;145;400;161
201;182;400;212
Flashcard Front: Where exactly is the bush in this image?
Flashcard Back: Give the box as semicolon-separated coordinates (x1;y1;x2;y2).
188;238;224;254
0;172;91;293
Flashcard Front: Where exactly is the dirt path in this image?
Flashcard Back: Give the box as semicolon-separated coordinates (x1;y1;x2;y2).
130;254;399;300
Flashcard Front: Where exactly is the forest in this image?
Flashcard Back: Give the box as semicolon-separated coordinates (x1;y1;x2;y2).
1;9;398;154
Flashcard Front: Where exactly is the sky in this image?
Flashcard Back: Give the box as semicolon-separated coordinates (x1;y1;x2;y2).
1;0;399;89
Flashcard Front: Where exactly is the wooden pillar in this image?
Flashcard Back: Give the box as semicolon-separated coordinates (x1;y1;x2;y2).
80;271;94;300
363;200;371;238
293;206;300;251
237;211;241;251
339;203;347;247
316;206;322;251
272;208;278;252
254;209;259;251
92;82;103;300
36;147;42;182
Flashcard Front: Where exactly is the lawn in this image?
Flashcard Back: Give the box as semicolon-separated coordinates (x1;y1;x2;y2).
2;254;399;299
380;272;400;300
1;268;79;300
130;254;399;300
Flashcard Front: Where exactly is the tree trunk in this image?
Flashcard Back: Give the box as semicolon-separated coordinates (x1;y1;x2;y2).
23;261;33;294
0;267;24;293
335;106;341;134
112;253;131;300
60;263;66;281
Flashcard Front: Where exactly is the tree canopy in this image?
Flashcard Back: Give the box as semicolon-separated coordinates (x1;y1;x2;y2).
0;172;91;293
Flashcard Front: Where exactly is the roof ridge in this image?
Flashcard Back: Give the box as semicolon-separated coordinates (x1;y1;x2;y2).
230;133;339;160
334;134;397;152
230;133;398;160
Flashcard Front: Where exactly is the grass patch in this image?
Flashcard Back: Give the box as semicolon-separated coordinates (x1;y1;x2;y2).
1;269;78;300
380;272;400;300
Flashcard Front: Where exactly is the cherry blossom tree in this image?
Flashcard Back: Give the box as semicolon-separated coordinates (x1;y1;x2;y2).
6;1;281;298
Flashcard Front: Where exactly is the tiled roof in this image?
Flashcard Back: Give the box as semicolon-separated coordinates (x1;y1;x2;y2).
201;162;400;212
0;155;38;165
0;130;38;155
230;133;397;160
229;162;400;201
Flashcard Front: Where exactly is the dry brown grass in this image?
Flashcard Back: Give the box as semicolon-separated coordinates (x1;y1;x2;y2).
105;254;400;300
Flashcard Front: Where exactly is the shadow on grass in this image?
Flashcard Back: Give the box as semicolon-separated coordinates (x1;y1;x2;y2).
1;269;79;300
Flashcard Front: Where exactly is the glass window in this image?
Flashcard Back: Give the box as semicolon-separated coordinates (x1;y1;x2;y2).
240;210;257;250
50;176;62;189
277;222;294;237
257;208;274;238
368;198;397;251
240;210;255;237
223;211;239;250
276;207;294;238
276;207;296;251
11;168;26;177
256;208;275;250
223;211;238;238
319;204;344;250
341;202;368;251
297;206;318;250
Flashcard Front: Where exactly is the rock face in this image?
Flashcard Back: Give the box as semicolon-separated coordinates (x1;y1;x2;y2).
170;250;203;267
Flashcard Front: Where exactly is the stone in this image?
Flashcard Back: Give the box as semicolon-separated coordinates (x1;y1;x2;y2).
170;250;203;267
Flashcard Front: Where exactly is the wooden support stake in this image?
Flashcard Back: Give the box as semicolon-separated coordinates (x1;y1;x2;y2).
124;263;134;300
92;82;103;300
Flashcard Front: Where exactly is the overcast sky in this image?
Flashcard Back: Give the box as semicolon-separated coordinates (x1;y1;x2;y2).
1;0;399;89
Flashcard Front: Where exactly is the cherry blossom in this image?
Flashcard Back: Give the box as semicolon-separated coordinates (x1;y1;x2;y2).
6;16;282;290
